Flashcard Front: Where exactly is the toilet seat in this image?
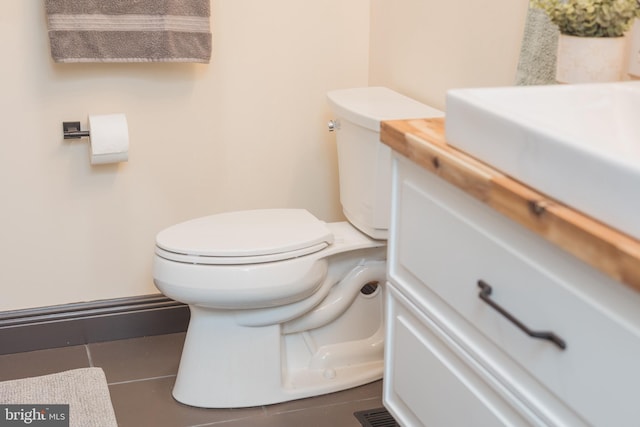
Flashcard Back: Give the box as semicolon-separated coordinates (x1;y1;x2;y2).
155;209;334;265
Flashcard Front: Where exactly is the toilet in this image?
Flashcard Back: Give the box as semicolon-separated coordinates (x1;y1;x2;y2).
153;87;443;408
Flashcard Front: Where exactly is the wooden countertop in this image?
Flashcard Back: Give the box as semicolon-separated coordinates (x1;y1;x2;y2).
381;118;640;292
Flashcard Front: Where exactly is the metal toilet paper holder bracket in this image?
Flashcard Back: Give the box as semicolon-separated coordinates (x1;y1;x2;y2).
63;121;90;139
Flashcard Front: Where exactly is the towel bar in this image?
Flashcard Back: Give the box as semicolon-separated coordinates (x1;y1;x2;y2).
63;121;90;139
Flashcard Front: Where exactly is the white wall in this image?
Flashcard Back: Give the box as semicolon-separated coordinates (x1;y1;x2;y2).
1;1;532;312
369;0;530;110
0;1;370;311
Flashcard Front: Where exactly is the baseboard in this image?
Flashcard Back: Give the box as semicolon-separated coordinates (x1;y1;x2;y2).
0;295;190;355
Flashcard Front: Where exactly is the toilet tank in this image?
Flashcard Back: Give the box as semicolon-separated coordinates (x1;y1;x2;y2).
327;87;443;240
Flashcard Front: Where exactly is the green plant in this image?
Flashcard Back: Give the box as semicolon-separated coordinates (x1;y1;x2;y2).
532;0;640;37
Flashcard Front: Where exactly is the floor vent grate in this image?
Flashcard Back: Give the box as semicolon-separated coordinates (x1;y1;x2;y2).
354;407;400;427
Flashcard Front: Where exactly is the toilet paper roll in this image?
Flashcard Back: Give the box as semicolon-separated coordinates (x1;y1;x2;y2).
88;113;129;165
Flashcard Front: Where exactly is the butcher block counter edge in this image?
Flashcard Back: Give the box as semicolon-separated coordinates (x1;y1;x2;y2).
381;117;640;292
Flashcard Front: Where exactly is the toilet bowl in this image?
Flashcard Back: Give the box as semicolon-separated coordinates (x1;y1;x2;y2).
155;211;386;407
153;87;444;408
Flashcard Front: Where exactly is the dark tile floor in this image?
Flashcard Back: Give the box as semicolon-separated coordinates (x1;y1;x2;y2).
0;333;385;426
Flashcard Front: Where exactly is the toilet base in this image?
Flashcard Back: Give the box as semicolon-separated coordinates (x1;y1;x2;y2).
172;260;386;408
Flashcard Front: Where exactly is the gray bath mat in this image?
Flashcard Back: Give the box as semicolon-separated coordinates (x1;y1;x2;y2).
0;367;117;426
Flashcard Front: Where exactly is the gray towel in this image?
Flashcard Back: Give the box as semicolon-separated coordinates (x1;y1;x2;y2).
45;0;212;63
515;6;559;85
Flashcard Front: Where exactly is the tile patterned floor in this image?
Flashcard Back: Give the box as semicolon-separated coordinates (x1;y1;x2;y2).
0;333;385;426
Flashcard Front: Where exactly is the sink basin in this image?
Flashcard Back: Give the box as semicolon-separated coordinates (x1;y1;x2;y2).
445;82;640;240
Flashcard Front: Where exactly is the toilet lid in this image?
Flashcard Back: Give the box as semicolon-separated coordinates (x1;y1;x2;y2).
155;209;334;264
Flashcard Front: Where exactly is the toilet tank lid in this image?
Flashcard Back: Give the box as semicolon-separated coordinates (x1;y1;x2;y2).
327;87;444;132
156;209;334;258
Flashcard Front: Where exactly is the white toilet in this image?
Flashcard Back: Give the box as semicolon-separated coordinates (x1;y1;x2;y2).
153;87;443;408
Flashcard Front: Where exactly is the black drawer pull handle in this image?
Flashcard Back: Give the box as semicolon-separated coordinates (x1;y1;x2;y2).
477;280;566;350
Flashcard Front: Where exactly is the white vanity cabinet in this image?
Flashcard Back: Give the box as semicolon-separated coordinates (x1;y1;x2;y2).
383;152;640;427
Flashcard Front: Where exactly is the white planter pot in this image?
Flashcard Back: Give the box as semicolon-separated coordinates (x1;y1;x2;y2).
556;34;627;83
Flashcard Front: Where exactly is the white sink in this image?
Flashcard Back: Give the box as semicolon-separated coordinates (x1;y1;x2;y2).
445;82;640;240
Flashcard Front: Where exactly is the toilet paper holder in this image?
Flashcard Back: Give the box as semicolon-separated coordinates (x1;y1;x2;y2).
63;121;90;139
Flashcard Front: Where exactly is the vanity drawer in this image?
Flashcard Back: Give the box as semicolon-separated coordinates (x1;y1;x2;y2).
384;284;537;427
389;155;640;427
